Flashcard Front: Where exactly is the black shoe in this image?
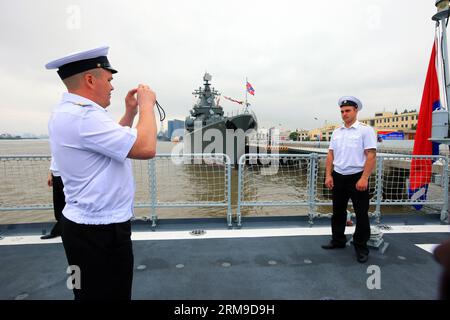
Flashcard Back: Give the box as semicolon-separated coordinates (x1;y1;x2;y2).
356;252;369;263
40;234;59;240
321;242;346;249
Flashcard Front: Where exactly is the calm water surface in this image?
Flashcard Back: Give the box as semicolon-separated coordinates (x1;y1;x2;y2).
0;140;436;224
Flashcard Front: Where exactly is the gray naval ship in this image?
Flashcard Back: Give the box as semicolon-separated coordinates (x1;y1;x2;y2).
184;73;258;165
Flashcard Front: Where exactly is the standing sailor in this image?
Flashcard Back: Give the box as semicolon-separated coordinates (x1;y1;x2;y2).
46;46;157;299
322;96;377;263
40;157;64;240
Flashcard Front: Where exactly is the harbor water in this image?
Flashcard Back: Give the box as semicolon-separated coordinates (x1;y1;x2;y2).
0;139;440;225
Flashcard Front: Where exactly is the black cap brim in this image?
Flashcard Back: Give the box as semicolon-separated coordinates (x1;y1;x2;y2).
103;66;118;74
57;56;117;80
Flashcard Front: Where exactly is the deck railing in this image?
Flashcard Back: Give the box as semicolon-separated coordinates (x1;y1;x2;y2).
236;154;449;226
0;154;232;227
0;153;448;227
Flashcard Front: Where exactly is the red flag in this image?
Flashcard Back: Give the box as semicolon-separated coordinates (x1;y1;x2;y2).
223;96;244;105
246;81;255;95
408;40;441;208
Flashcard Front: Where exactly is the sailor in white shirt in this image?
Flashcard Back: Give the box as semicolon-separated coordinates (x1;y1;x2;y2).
322;96;377;264
46;46;157;300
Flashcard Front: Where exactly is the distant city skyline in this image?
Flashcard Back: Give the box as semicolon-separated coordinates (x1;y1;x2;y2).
1;106;421;137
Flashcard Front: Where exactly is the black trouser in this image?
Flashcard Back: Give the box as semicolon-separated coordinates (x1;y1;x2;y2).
61;215;134;300
331;171;370;255
50;175;65;236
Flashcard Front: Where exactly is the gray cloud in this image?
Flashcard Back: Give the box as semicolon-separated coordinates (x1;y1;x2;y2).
0;0;438;134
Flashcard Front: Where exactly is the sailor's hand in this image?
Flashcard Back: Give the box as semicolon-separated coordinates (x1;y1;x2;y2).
356;177;368;191
325;175;333;190
137;84;156;109
125;88;138;116
47;172;53;187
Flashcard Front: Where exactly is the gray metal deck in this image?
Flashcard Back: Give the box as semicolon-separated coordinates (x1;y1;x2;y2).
0;215;448;300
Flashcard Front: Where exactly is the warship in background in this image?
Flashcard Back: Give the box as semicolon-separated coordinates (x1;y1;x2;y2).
184;73;258;165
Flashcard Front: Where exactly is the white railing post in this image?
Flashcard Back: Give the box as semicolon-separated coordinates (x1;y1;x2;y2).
149;158;157;227
441;156;449;223
236;154;245;227
374;156;383;225
308;153;318;225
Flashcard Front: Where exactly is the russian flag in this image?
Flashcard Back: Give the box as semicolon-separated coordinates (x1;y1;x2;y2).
408;40;441;209
246;81;255;96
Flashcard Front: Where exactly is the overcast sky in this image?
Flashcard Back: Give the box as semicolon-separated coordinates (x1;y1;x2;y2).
0;0;441;134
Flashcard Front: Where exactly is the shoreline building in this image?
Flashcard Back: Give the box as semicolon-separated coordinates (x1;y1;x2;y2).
360;111;418;140
168;119;185;141
308;124;339;141
296;110;419;142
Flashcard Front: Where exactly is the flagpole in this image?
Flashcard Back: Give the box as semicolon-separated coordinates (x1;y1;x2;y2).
431;1;450;143
430;0;450;223
440;21;450;110
436;18;450;110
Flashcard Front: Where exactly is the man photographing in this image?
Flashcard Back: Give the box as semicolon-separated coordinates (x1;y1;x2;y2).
46;46;157;299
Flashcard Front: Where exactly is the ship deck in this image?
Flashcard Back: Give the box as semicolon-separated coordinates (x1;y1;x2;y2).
0;213;448;302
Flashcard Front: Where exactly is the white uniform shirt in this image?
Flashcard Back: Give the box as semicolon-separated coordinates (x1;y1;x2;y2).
329;121;377;175
49;157;61;177
48;93;137;225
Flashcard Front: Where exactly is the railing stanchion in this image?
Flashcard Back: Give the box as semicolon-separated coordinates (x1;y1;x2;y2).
236;155;244;227
149;158;157;227
441;156;449;223
308;153;318;226
374;156;383;225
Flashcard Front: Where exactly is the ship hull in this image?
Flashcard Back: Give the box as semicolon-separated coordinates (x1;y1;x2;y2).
184;113;257;165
